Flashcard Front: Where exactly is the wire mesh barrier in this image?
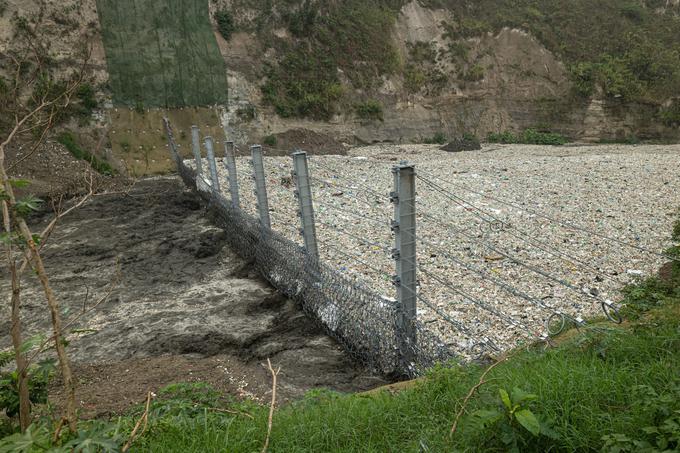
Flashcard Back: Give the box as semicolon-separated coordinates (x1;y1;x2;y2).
163;119;456;377
159;118;669;377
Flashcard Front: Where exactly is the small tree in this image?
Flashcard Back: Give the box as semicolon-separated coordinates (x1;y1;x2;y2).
1;4;94;432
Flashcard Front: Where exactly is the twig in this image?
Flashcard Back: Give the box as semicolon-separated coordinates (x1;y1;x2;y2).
122;391;152;453
52;417;66;443
449;352;516;438
261;358;280;453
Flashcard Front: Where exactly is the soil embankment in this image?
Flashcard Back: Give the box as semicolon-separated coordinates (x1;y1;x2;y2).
0;177;385;417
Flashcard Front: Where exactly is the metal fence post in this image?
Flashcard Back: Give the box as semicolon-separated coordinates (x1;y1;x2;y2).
224;141;240;209
292;151;319;261
391;162;417;371
251;145;271;229
204;136;221;195
191;125;203;175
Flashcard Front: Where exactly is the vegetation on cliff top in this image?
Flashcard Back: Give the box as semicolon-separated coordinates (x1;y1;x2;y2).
246;0;680;119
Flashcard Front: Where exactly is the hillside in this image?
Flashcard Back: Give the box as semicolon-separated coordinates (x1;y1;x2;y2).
216;0;680;145
2;0;680;178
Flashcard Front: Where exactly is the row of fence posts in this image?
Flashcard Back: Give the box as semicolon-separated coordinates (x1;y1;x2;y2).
170;121;421;372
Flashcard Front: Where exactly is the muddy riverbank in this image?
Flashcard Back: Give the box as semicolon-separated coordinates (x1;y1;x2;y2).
0;177;385;416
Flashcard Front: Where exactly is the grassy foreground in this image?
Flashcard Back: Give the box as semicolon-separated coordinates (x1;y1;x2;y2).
2;221;679;452
132;235;680;451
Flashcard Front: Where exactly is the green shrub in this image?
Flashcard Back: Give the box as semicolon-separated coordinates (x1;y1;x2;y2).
214;9;235;41
1;357;54;418
487;129;568;145
355;99;384;122
487;131;519;144
404;66;427;93
261;0;399;119
570;62;597;97
660;101;680;127
424;132;447;144
620;2;646;22
236;104;256;122
57;131;115;175
447;41;470;62
461;65;485;82
263;134;277;147
284;0;317;37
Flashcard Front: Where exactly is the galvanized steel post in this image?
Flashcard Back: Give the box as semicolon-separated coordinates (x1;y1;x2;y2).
204;136;221;195
191;125;203;175
391;162;417;371
224;141;241;209
292;151;319;261
251;145;271;229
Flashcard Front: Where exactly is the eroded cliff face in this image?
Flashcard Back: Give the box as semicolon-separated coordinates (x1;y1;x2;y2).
3;0;679;179
218;1;679;145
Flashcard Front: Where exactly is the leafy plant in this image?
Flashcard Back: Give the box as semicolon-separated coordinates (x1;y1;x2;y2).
284;0;317;37
660;100;680;127
468;387;558;452
0;419;123;452
75;83;98;115
0;358;55;418
57;131;115;175
355;99;384;122
602;384;680;452
487;129;568;145
12;196;42;218
424;132;447;145
460;64;485;82
236;104;256;122
261;0;398;120
263;134;277;147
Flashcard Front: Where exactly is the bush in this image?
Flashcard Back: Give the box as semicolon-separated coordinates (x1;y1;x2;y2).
660;101;680;127
404;66;427;93
263;134;277;147
285;0;317;37
620;2;646;22
214;10;235;41
72;83;98;117
461;65;485;82
261;0;399;119
355;100;384;122
424;132;447;145
57;131;115;175
236;104;256;122
487;129;568;145
0;359;54;418
570;62;597;97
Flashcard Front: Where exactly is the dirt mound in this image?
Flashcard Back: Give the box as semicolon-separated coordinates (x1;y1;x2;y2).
440;136;482;153
262;129;347;156
6;140;127;198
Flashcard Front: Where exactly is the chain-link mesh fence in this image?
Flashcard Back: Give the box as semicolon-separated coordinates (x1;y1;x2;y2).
165;120;456;377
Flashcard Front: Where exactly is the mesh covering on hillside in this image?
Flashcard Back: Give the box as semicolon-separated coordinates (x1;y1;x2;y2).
97;0;228;107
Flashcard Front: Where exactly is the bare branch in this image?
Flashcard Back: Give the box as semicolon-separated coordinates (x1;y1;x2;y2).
122;392;153;452
262;358;281;453
449;351;517;438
